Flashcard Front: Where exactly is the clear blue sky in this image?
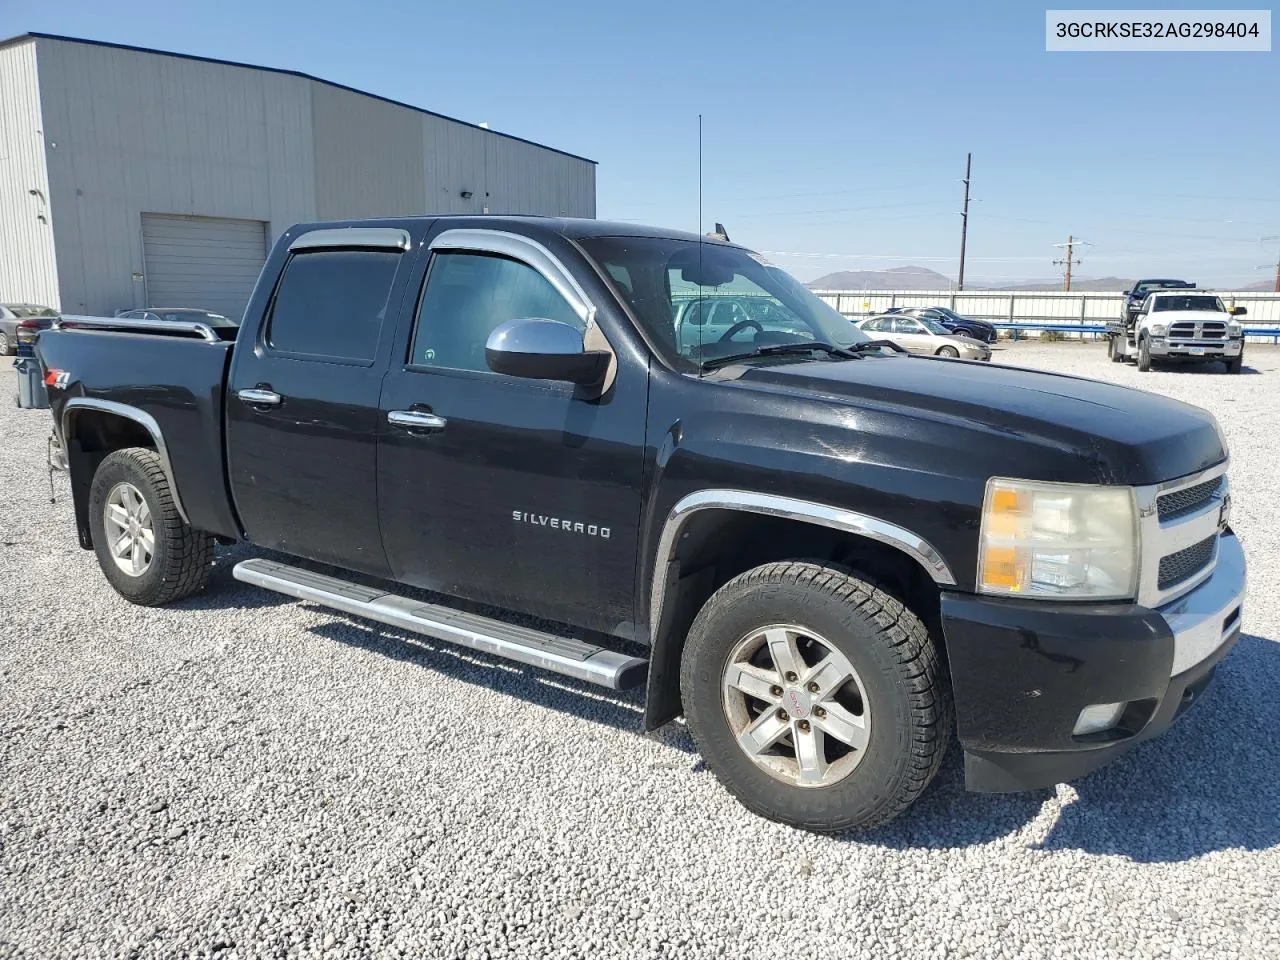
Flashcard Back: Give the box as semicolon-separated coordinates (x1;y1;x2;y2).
4;0;1277;286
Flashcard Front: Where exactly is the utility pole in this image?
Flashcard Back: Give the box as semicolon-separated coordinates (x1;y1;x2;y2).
957;153;972;291
1264;236;1280;292
1053;235;1084;291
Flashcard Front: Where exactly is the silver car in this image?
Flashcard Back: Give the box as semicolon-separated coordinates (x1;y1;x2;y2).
858;314;991;360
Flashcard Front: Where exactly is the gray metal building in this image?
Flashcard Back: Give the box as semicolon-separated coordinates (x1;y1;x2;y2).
0;33;596;318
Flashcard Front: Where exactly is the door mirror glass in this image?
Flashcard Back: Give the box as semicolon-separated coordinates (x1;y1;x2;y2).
1231;306;1247;316
485;317;610;385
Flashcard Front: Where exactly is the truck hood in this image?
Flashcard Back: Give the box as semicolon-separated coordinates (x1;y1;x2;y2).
1150;311;1232;324
733;355;1226;485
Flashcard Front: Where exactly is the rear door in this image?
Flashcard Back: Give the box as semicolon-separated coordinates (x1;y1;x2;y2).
226;227;417;576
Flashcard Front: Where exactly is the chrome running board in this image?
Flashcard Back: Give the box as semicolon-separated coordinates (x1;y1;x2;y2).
233;558;647;690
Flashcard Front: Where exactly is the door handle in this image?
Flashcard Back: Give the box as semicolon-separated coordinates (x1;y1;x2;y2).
388;410;447;430
237;388;282;407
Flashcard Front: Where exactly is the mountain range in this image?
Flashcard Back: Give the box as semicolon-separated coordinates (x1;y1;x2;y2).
807;266;1274;292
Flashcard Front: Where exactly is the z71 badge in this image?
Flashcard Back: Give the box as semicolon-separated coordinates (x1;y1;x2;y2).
512;510;610;540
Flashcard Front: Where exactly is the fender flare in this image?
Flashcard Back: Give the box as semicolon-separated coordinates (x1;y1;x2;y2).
61;397;191;525
648;488;957;630
640;489;958;731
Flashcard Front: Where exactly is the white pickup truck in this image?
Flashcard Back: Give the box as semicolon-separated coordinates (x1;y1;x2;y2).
1107;291;1246;373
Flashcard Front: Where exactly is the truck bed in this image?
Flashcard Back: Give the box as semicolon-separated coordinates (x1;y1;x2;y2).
36;323;240;539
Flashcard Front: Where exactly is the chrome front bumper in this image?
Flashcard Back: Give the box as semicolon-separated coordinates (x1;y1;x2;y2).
1150;338;1242;357
1159;531;1246;675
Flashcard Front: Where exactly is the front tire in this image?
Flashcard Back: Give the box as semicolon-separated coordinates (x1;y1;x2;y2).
680;561;950;832
88;447;214;605
1226;355;1243;374
936;345;960;358
1137;337;1152;372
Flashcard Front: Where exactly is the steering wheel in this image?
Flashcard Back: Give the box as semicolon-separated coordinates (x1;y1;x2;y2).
718;318;764;342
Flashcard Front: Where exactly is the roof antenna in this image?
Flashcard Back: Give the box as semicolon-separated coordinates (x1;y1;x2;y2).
709;222;730;242
697;113;704;377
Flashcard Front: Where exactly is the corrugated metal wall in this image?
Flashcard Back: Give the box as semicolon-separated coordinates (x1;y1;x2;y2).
24;36;595;317
35;37;316;316
485;135;596;217
422;115;489;215
0;40;59;308
312;83;426;220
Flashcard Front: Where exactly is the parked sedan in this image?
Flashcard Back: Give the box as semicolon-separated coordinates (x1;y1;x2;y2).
858;314;991;360
886;306;997;343
0;303;59;356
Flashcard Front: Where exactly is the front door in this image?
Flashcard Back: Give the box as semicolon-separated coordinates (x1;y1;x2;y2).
377;229;647;637
891;316;936;353
226;231;416;576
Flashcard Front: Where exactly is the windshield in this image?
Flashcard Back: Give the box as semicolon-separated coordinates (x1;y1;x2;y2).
8;305;58;319
1151;295;1225;313
1134;281;1190;296
578;237;870;369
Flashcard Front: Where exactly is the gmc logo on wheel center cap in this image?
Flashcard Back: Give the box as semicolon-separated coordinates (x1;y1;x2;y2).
785;688;811;719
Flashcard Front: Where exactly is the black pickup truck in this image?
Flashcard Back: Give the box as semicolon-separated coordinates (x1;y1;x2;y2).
1121;278;1196;327
36;217;1247;832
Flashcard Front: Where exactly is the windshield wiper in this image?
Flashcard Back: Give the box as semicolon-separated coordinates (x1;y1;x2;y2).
847;338;907;354
700;341;862;370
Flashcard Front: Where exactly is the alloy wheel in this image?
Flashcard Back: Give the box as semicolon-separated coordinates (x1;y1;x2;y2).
721;624;872;788
103;482;155;576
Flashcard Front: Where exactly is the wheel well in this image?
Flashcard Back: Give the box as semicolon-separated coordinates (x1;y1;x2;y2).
64;411;156;549
643;509;944;730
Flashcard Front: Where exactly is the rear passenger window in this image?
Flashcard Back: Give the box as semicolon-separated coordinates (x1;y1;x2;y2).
267;249;400;362
410;252;582;372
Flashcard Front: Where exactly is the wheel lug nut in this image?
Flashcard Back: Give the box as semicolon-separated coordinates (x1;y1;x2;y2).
798;719;811;732
807;681;819;694
770;685;783;697
784;671;798;683
778;709;789;722
814;706;826;719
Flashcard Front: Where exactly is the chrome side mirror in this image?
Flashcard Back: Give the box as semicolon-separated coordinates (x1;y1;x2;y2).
484;318;610;386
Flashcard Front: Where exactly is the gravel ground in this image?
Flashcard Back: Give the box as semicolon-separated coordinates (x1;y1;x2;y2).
1;343;1278;960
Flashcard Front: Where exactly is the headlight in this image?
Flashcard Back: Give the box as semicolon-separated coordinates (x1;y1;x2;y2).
1149;323;1167;337
978;479;1137;600
1227;323;1242;337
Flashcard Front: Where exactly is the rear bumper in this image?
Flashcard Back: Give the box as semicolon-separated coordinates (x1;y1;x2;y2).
942;531;1246;793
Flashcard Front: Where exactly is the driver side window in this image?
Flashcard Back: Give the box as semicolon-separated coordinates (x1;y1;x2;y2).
411;251;583;372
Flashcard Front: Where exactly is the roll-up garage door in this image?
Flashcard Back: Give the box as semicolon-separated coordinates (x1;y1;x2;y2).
141;213;268;321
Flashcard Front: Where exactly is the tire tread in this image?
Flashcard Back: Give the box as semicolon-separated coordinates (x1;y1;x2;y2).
680;560;951;832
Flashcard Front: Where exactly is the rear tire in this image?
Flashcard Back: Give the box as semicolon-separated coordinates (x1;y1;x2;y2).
0;332;11;357
88;447;214;605
1108;336;1124;362
680;561;950;833
936;345;959;358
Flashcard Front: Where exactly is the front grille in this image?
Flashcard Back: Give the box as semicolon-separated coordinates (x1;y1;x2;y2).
1158;535;1217;590
1157;476;1222;521
1167;320;1226;340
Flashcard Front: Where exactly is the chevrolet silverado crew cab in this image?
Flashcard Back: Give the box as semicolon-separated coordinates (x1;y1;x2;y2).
36;217;1246;832
1107;290;1247;373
